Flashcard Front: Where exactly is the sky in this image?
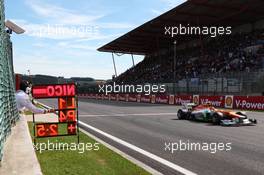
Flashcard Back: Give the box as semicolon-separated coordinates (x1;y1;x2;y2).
5;0;186;79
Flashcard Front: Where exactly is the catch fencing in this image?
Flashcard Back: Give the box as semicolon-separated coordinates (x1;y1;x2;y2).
0;0;19;161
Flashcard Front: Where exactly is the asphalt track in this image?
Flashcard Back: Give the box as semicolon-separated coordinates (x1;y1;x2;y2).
40;98;264;175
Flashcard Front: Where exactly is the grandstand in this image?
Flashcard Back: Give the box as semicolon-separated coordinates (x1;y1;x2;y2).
98;0;264;95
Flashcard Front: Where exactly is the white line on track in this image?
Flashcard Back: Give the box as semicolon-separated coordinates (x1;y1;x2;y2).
79;113;177;117
79;121;197;175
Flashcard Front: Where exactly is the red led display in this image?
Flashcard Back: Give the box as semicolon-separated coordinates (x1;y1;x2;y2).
33;83;78;140
32;84;76;98
59;110;76;123
58;97;76;123
36;123;58;137
67;122;77;135
58;97;76;109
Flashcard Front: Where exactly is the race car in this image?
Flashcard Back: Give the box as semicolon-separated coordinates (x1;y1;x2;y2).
177;103;257;126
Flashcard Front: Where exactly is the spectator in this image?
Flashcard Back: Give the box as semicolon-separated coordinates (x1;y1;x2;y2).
15;81;54;114
115;29;264;83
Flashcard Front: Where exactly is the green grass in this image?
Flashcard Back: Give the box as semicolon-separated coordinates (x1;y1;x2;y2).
28;122;150;175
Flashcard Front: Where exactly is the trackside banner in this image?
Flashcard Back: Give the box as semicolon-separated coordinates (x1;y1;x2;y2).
110;94;117;101
128;94;137;102
174;95;193;105
78;94;264;111
140;95;151;103
233;96;264;110
104;94;109;100
118;94;126;101
90;94;96;99
199;96;225;108
97;94;103;100
137;94;141;102
155;95;169;104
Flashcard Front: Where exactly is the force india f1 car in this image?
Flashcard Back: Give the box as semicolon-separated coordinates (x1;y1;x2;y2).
177;103;257;126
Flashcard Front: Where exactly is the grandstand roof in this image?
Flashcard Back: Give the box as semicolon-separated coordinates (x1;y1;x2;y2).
98;0;264;55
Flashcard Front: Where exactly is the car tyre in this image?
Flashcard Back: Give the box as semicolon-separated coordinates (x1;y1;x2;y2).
189;114;195;121
177;110;184;120
212;113;221;125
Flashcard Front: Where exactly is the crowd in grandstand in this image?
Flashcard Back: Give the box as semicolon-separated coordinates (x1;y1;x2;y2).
116;30;264;84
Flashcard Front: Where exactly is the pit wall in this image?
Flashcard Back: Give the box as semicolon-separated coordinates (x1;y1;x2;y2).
78;94;264;111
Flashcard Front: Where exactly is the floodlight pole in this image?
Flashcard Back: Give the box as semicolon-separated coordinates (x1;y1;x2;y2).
27;69;30;76
173;40;177;94
27;69;32;83
131;54;135;67
112;53;117;77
